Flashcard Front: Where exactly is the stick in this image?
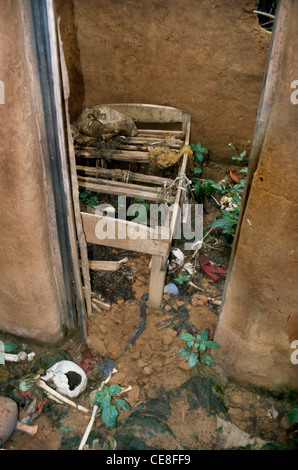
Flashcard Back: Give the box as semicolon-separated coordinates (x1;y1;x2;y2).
87;258;128;272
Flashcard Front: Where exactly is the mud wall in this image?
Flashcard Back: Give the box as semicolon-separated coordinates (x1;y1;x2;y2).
55;0;271;160
0;1;65;344
214;1;298;392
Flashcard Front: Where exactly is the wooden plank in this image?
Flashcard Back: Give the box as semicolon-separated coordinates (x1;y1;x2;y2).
76;165;174;186
148;255;167;308
138;129;185;138
104;103;185;123
81;212;170;257
78;179;175;203
76;148;150;163
78;175;165;194
56;14;89;339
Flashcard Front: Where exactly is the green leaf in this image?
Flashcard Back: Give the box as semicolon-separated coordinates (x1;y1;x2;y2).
86;200;99;207
200;329;209;341
199;343;207;353
102;404;118;428
204;340;220;349
194;167;202;174
201;354;215;366
80;190;91;199
287;406;298;423
188;352;199;368
210;183;223;190
179;332;195;342
114;399;130;411
194;181;201;197
186;340;195;349
178;348;191;359
109;384;122;396
4;342;18;353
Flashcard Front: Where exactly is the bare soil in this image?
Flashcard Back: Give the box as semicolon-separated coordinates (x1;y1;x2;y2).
0;162;296;451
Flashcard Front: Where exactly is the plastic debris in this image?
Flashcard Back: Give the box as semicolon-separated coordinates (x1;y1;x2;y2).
199;255;227;282
164;283;179;295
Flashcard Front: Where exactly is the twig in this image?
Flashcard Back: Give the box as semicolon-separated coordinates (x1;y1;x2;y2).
252;10;275;20
211;194;220;206
188;280;213;295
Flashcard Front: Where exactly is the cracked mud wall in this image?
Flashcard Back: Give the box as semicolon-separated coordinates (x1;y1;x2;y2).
55;0;271;160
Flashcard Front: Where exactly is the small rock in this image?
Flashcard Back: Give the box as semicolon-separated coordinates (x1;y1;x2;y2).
137;358;147;369
143;366;152;376
200;295;209;304
178;361;190;371
110;372;126;385
162;335;173;346
127;386;140;406
87;335;106;356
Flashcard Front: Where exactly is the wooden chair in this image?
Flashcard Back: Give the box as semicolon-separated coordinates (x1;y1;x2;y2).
76;104;191;307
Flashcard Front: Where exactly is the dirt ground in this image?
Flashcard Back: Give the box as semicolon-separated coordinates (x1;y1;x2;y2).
0;162;297;451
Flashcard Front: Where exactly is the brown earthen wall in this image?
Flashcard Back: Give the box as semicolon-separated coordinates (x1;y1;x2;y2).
214;1;298;391
0;1;64;344
55;0;271;160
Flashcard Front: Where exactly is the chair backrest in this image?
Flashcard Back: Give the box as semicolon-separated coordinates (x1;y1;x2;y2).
104;103;191;131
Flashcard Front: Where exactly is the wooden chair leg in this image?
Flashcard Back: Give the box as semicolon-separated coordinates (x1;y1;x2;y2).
148;255;167;308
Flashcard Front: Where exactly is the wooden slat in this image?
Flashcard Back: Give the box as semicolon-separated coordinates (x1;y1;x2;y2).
78;175;163;194
138;129;186;138
81;212;170;257
76;149;150;163
78;179;175;203
76;165;174;186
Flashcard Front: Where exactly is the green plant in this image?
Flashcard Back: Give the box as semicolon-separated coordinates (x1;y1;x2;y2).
193;179;222;199
287;405;298;424
191;141;208;175
178;329;220;368
79;189;100;207
208;145;248;238
228;142;247;164
210;206;241;236
174;272;189;285
93;384;130;429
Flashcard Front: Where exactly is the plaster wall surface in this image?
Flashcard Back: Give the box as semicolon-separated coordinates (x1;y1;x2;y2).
56;0;271;160
0;1;64;344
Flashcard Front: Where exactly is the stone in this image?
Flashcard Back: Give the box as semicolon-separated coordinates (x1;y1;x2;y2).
0;397;18;446
143;366;152;376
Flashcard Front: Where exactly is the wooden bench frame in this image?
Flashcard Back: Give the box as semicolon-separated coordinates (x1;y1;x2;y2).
78;104;191;307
